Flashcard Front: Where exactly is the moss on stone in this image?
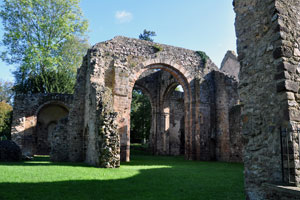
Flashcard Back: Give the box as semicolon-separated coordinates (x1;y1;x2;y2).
152;44;163;53
127;55;137;68
196;51;209;66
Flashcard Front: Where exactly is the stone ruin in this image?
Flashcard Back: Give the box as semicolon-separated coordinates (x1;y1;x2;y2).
11;36;242;167
234;0;300;199
11;94;72;156
12;0;300;198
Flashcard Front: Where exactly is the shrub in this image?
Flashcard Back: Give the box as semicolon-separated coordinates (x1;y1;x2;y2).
0;101;12;140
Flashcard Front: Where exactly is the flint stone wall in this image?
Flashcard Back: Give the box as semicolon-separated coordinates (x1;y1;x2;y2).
213;71;242;162
234;0;300;199
68;36;218;164
11;36;242;168
66;36;242;166
220;50;240;80
11;93;72;156
50;117;69;162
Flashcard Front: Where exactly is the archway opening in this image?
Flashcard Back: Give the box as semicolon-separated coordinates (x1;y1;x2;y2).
128;67;187;158
35;103;69;155
130;88;152;149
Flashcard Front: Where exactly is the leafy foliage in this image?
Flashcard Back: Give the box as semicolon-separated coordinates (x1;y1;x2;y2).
196;51;209;66
13;69;78;94
0;80;13;104
175;85;184;92
139;29;156;42
0;0;89;94
0;101;12;140
130;89;151;143
152;44;163;53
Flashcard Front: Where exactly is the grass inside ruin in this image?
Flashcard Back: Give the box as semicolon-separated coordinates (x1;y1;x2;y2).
0;148;245;200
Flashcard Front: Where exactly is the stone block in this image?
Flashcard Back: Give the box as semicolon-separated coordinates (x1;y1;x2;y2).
274;71;291;80
289;109;300;122
277;62;297;74
277;80;299;93
273;46;293;59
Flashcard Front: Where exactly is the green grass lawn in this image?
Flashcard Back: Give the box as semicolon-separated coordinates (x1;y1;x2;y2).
0;149;245;200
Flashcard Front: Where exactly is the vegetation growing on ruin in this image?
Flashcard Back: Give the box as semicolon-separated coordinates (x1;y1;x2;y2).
196;50;209;66
139;29;156;42
152;44;164;53
0;153;245;200
138;29;162;53
127;55;137;68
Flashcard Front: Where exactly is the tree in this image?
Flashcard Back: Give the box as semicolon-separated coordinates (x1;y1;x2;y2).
0;0;89;94
139;29;156;42
0;80;13;104
12;36;90;94
130;89;152;143
0;101;12;140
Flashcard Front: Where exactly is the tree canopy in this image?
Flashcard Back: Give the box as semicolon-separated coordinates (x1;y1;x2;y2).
0;0;89;94
139;29;156;42
0;80;13;104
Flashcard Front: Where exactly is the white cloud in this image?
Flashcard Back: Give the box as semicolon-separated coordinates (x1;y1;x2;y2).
115;10;133;23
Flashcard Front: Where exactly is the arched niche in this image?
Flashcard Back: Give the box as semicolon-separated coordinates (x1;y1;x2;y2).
35;103;69;155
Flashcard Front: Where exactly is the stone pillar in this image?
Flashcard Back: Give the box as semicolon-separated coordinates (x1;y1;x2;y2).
113;67;131;162
214;72;230;162
234;0;300;199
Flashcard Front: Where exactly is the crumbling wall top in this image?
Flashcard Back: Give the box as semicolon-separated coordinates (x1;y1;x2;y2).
220;50;240;80
89;36;218;76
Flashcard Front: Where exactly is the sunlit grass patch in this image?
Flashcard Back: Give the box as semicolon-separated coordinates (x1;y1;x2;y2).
0;152;245;200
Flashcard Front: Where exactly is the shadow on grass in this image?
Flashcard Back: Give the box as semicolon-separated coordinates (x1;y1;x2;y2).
0;166;244;200
0;153;245;200
0;158;91;168
0;153;241;169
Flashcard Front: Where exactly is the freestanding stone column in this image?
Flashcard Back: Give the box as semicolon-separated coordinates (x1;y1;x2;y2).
234;0;300;199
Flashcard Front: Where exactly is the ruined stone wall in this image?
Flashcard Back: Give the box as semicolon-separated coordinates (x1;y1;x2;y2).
50;117;69;161
220;50;240;80
234;0;300;199
135;70;185;156
67;36;218;165
264;183;300;200
213;70;242;162
11;36;243;168
11;93;72;156
98;43;241;161
190;70;214;161
168;90;185;155
228;104;242;162
68;55;90;162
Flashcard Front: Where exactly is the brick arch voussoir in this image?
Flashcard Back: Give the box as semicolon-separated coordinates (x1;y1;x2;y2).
131;58;192;103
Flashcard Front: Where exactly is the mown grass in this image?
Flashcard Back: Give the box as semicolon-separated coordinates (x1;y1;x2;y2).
0;148;245;200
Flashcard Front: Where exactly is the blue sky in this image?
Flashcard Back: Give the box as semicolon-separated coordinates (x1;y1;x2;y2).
0;0;236;82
